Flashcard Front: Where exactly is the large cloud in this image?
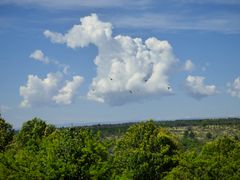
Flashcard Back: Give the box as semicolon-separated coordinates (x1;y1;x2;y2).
20;72;83;107
44;14;177;105
185;75;217;99
227;77;240;98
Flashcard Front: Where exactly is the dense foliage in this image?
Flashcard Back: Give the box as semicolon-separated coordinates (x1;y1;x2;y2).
166;136;240;179
112;121;178;179
0;117;240;179
0;117;14;151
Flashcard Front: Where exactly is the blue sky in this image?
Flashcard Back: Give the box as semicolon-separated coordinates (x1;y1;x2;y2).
0;0;240;128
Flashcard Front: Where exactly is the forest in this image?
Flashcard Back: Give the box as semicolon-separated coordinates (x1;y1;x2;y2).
1;117;240;179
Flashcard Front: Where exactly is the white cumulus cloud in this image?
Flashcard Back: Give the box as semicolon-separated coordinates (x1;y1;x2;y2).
19;72;83;107
227;77;240;98
44;14;112;48
53;76;84;105
44;14;177;106
184;59;195;71
185;75;217;99
30;50;49;64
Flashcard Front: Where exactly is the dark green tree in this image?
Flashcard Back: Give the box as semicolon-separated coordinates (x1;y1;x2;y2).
206;132;213;139
0;117;14;151
188;131;195;139
183;130;189;138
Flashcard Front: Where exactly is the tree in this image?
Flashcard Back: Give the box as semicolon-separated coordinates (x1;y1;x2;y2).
0;118;56;179
183;130;189;138
189;131;195;139
0;117;14;151
112;120;179;179
166;136;240;179
17;117;55;148
181;128;199;150
0;127;110;179
37;128;110;179
206;132;213;139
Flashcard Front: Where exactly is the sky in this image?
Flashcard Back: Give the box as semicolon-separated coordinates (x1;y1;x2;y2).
0;0;240;128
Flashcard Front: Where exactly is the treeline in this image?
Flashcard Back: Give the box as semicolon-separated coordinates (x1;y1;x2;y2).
1;117;240;179
157;117;240;127
85;118;240;137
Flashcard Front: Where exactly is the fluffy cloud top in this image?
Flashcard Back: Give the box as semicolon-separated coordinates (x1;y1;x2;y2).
44;14;112;48
53;76;84;105
228;77;240;98
185;75;217;99
30;50;49;64
44;14;177;105
184;59;195;71
20;72;83;107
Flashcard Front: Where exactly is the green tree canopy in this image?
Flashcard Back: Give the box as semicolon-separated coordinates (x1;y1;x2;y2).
0;127;110;179
17;117;55;148
166;136;240;179
37;128;110;179
112;120;179;179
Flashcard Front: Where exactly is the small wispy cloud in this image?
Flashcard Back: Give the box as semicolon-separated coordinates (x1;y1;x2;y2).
30;50;49;64
185;75;217;100
1;0;239;9
227;77;240;98
1;0;239;34
0;105;11;113
110;12;240;34
0;0;151;9
30;49;69;74
174;0;240;5
183;60;195;72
